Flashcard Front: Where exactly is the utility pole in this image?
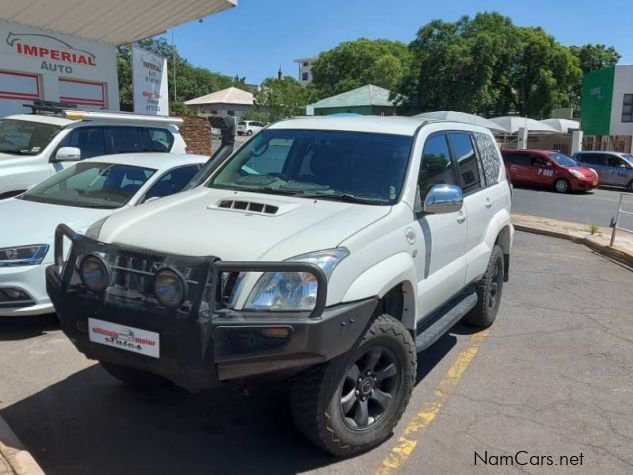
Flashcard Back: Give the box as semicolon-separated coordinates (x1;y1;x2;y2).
172;30;177;102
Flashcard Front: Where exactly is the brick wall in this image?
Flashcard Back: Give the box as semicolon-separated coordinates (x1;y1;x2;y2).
177;115;212;156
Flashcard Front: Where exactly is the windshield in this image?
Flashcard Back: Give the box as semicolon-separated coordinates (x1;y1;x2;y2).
0;119;62;155
623;154;633;165
208;129;413;205
548;152;577;167
21;162;156;209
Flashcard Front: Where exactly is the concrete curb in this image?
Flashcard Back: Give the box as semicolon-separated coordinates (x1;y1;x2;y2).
512;213;633;268
0;416;44;475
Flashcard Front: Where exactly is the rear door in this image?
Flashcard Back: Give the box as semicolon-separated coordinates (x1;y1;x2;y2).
579;153;608;184
448;132;489;284
504;152;531;183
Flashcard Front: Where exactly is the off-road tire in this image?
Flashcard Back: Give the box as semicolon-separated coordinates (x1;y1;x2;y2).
463;245;504;328
554;178;570;193
100;362;169;387
290;314;416;456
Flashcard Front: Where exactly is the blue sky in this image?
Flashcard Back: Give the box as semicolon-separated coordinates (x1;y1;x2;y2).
165;0;633;84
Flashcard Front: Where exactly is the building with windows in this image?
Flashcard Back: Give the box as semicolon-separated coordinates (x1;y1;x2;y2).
183;87;254;118
0;0;237;117
294;57;317;86
581;65;633;152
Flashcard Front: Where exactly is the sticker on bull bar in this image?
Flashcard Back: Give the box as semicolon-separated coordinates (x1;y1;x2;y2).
88;318;160;358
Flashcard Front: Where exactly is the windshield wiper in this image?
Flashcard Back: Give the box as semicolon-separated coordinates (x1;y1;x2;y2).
295;191;386;205
0;148;30;155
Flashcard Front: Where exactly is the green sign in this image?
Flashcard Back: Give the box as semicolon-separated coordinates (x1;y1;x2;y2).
581;67;615;136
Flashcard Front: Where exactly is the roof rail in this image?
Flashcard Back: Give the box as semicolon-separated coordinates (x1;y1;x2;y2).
63;110;183;125
23;100;77;116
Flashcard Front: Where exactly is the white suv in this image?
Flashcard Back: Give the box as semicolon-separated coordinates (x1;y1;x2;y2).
0;110;188;198
237;120;265;136
47;116;513;456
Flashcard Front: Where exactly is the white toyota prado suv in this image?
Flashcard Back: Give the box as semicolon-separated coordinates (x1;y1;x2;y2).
47;116;513;456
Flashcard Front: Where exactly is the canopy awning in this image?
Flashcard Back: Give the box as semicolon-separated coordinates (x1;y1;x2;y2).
490;116;559;134
0;0;237;45
540;118;581;134
414;111;510;134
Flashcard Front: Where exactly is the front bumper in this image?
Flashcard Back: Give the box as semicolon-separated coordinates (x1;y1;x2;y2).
570;176;599;191
47;225;377;391
0;262;52;316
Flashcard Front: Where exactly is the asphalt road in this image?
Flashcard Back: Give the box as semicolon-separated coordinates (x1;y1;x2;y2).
1;232;632;474
512;184;633;229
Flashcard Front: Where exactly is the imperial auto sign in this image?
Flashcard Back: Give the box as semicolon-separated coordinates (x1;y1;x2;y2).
0;18;119;115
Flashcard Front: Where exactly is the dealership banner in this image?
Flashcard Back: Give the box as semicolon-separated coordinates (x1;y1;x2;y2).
132;46;168;116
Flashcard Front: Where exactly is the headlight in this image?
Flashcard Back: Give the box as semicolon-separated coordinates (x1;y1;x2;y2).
0;244;49;267
569;169;584;179
79;254;110;292
154;268;188;308
244;248;349;311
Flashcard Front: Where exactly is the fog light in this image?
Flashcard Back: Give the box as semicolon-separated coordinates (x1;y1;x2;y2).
154;268;187;308
79;254;110;292
261;327;291;339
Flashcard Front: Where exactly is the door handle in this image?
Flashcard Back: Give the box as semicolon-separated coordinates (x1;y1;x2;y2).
457;211;466;224
485;197;492;209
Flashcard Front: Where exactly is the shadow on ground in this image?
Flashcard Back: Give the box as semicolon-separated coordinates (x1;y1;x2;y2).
0;314;59;341
0;327;460;475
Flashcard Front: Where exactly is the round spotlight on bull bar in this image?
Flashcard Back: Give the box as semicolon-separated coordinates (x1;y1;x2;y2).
79;254;111;293
153;267;188;308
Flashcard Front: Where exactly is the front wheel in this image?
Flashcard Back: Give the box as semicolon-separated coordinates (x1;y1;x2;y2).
246;129;253;136
554;178;570;193
290;314;416;456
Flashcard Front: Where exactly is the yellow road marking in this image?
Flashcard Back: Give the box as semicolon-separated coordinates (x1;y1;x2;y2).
376;329;491;475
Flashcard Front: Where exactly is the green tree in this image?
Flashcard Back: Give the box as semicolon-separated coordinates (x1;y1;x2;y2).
255;76;308;121
310;38;411;97
400;12;585;118
569;44;620;75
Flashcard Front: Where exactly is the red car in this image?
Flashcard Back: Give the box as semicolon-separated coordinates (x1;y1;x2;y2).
501;149;599;193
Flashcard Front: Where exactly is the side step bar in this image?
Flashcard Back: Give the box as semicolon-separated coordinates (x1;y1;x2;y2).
415;289;478;352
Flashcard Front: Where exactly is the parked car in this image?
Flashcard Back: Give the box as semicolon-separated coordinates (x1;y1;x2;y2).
0;108;189;199
572;151;633;191
236;120;264;136
0;152;206;317
47;116;513;455
501;149;599;193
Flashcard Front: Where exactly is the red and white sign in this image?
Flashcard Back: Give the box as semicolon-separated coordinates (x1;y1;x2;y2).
132;46;168;116
88;318;160;358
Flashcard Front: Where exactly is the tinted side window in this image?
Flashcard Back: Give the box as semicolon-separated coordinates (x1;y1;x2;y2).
145;128;174;152
531;155;550;167
607;155;624;167
144;165;201;200
585;154;607;166
473;132;500;186
60;127;107;159
503;153;530;165
108;127;144;154
419;134;456;198
449;133;481;194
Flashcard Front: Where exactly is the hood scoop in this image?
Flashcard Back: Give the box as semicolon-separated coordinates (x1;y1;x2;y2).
212;199;280;215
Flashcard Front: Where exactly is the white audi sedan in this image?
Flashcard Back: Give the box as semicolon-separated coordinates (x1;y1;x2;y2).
0;152;207;316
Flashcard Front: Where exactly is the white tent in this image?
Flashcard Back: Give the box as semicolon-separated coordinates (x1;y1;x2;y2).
540;118;580;134
490;116;559;134
415;111;510;134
